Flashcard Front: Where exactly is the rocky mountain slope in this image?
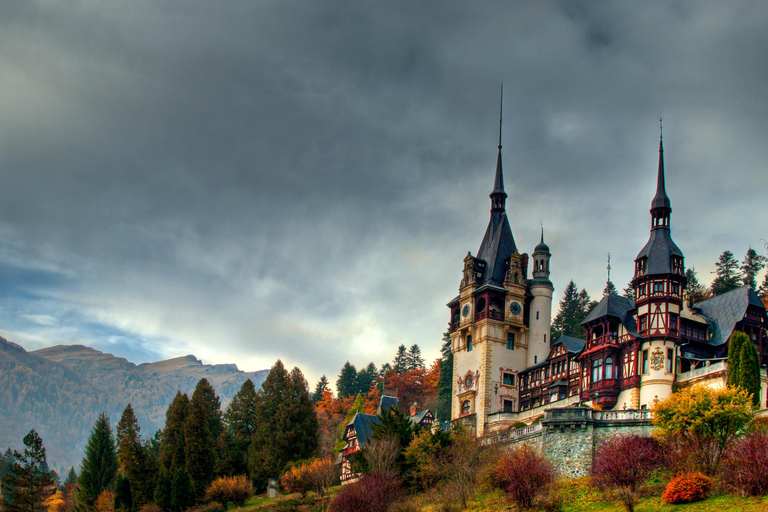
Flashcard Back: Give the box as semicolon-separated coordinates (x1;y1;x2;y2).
0;337;268;474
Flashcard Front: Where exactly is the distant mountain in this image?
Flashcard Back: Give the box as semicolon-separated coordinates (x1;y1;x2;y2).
0;337;269;475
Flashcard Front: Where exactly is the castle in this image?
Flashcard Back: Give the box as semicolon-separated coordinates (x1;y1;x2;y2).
448;121;768;437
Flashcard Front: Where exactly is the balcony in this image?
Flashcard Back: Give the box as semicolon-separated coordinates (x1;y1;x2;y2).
475;310;504;322
676;361;725;383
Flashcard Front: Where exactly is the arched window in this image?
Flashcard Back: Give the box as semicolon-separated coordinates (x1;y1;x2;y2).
461;400;471;415
605;357;614;380
592;359;602;383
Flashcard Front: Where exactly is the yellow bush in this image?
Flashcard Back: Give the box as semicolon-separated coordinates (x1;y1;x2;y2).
204;475;253;507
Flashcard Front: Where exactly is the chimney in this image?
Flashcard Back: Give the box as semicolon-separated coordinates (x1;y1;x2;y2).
410;402;421;417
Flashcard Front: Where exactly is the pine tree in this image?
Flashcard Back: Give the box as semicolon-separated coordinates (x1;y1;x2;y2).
406;345;425;371
392;345;409;374
76;413;117;510
223;379;259;476
622;281;635;301
185;378;221;501
65;467;77;488
336;362;357;399
741;247;766;290
249;361;318;492
727;331;748;389
113;475;132;512
712;250;741;295
159;392;189;474
602;280;617;297
551;280;593;340
685;266;707;306
437;332;453;422
759;272;768;299
169;470;193;512
311;375;329;403
154;471;172;512
0;430;55;512
354;363;378;395
739;340;761;407
116;403;156;506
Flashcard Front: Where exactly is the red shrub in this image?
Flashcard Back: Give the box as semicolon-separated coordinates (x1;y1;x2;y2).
662;472;712;504
722;430;768;496
328;472;402;512
489;445;554;510
592;435;667;492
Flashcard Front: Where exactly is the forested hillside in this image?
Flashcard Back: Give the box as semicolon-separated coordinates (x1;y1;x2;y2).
0;338;268;474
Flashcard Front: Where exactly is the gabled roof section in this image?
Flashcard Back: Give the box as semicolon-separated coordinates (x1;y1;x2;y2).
694;286;766;346
476;212;516;287
552;336;586;354
409;409;434;426
635;228;683;275
377;395;399;415
582;293;640;337
344;413;379;446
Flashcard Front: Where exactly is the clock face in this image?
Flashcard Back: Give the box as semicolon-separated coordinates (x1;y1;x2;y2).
464;374;473;388
510;301;522;315
462;304;470;318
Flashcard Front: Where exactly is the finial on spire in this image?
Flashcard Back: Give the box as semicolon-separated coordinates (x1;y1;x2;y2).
498;82;503;150
540;222;544;243
607;252;611;283
490;83;507;210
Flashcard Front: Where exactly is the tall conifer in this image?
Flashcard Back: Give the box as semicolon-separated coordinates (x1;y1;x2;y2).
437;332;453;422
223;379;258;476
739;340;761;407
336;362;357;399
0;430;55;512
184;379;221;501
116;404;155;506
727;332;747;389
75;413;117;510
160;392;189;474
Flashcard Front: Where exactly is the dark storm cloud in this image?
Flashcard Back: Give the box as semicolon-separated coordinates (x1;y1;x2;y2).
0;0;766;382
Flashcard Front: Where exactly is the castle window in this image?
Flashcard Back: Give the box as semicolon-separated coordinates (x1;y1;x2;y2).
461;400;471;415
671;283;680;295
536;311;539;320
467;336;473;352
605;357;614;379
592;359;602;383
667;348;674;373
642;350;649;374
639;315;648;333
669;313;678;332
502;372;515;386
653;281;664;295
506;333;515;350
502;399;514;413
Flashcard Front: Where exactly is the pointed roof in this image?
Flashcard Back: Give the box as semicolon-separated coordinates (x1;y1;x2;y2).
635;228;684;273
534;227;550;254
694;286;766;346
582;293;640;337
651;133;671;211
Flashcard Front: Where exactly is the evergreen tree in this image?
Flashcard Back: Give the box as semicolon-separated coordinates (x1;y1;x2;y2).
222;379;259;476
154;471;172;512
622;281;635;301
685;266;707;306
712;250;741;295
0;430;55;512
602;280;617;297
759;272;768;299
551;280;593;340
354;363;378;395
169;470;193;512
159;392;189;474
249;361;318;492
76;413;117;510
65;467;77;488
406;345;425;371
727;331;748;389
370;408;415;477
311;375;329;403
392;345;409;374
113;475;132;512
741;247;766;290
117;403;155;505
185;379;221;501
336;362;357;399
437;332;453;422
739;339;761;407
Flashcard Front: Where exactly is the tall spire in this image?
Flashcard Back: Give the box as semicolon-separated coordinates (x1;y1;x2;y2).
651;116;671;211
490;83;507;212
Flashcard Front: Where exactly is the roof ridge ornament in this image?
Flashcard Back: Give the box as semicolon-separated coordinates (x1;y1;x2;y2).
490;83;507;212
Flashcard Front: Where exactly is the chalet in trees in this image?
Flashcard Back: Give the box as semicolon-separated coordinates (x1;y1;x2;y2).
339;395;434;484
448;118;768;437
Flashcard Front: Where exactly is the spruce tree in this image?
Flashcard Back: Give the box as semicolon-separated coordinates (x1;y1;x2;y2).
117;404;156;506
685;266;707;306
0;430;55;512
622;281;635;301
311;375;329;403
392;345;409;374
159;392;189;474
336;362;357;399
287;367;319;461
727;331;748;389
712;250;741;295
185;379;221;501
739;340;762;407
602;280;617;297
154;471;172;512
551;280;593;340
76;413;117;510
437;332;453;422
407;345;425;371
169;470;193;512
113;475;132;512
223;379;259;476
741;247;766;290
354;363;378;395
65;467;77;488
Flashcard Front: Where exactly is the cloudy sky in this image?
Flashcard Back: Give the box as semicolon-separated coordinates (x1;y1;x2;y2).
1;0;766;386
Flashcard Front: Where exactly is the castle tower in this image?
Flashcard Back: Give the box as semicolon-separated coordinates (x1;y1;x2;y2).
447;91;537;436
631;126;686;408
527;228;554;367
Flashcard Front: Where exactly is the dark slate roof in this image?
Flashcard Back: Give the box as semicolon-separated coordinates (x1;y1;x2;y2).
377;395;399;415
552;336;586;354
694;286;766;346
651;137;671;210
635;228;683;275
492;149;506;198
409;409;432;426
476;212;516;287
346;413;380;446
581;293;640;337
